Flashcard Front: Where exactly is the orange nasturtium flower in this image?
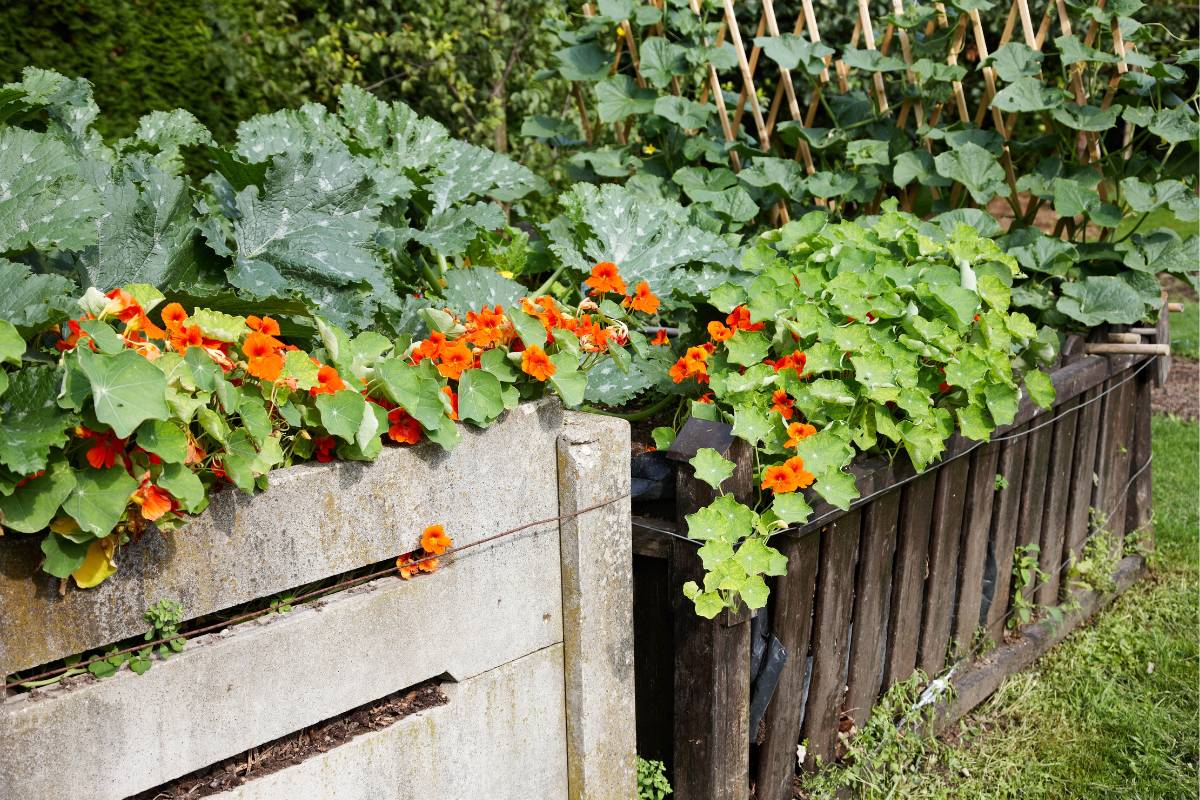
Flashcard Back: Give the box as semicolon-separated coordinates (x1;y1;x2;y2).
726;305;765;332
441;386;459;420
760;456;815;494
160;302;188;330
623;281;660;315
78;427;125;470
770;390;795;420
585;261;627;295
396;553;420;580
521;345;556;381
707;320;734;342
310;364;346;396
651;328;670;346
387;408;423;445
132;479;175;522
785;422;817;448
668;345;711;384
436;340;473;380
246;315;281;336
242;332;284;382
421;524;453;555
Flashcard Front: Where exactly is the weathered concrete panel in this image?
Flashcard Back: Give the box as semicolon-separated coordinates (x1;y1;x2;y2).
557;412;636;799
0;400;564;676
0;528;562;800
213;644;569;800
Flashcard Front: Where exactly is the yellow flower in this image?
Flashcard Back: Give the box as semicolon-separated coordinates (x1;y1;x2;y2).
499;270;514;278
642;144;657;156
73;537;118;589
616;26;625;38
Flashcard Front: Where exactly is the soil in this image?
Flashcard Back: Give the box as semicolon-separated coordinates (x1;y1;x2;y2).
132;681;447;799
1152;357;1199;421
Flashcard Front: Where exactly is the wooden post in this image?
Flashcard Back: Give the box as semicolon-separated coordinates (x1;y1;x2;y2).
918;454;970;674
952;442;1001;654
882;470;936;686
1036;396;1080;607
667;419;753;799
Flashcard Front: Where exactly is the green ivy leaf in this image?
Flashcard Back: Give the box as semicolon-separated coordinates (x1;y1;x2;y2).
690;447;735;490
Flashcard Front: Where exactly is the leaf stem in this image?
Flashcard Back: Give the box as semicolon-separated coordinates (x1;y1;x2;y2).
581;392;676;422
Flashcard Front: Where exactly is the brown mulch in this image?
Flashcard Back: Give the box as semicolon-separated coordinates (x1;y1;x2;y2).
1152;358;1199;421
132;681;447;799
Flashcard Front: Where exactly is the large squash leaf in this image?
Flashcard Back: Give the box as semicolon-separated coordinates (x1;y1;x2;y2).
0;364;76;475
0;258;74;332
0;128;102;253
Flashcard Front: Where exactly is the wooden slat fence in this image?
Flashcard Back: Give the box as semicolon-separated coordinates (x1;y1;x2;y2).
631;338;1163;799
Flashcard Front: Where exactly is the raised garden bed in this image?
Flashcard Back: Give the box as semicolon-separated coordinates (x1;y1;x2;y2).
627;328;1166;799
0;403;637;800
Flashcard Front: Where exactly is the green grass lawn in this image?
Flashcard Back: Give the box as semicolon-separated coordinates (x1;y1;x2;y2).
1171;300;1198;360
798;416;1199;800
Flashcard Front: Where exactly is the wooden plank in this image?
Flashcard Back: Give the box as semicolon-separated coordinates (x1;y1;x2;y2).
918;455;970;675
670;426;753;800
1062;385;1102;564
882;471;936;687
1126;365;1154;546
842;488;901;731
1014;418;1053;607
799;512;861;769
952;442;1001;654
633;553;675;769
755;530;820;800
984;426;1030;643
1036;395;1079;606
1001;355;1108;432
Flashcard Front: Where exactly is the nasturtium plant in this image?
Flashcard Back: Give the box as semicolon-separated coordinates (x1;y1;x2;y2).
669;206;1059;617
0;263;659;589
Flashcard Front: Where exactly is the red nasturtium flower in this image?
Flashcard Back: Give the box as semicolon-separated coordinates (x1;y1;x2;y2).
770;390;795;420
313;436;338;463
623;281;660;315
585;261;627;295
521;345;556;381
78;427;125;470
387;408;423;445
651;329;670;346
785;422;817;448
421;524;452;555
725;305;764;332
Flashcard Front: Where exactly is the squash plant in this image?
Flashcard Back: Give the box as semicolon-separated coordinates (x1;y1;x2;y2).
660;206;1058;617
0;263;659;589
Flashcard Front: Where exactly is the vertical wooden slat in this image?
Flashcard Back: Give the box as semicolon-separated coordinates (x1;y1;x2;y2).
882;471;935;686
1062;384;1103;568
1097;365;1138;548
1126;362;1154;546
842;488;901;731
799;512;861;769
1014;419;1053;607
918;455;970;675
755;530;820;800
1036;396;1080;607
984;426;1030;643
952;442;1001;654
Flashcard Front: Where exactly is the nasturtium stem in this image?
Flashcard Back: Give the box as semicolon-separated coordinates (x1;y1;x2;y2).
581;392;676;422
533;263;568;297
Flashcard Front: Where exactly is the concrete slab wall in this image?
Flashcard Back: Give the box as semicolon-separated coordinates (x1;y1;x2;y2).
0;403;636;800
0;400;563;676
212;645;569;800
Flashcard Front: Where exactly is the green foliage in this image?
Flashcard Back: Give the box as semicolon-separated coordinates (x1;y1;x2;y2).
0;68;546;333
677;207;1057;616
534;0;1198;329
636;756;673;800
1008;543;1050;629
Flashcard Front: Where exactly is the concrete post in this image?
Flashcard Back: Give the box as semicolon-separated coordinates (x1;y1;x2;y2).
556;412;636;799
